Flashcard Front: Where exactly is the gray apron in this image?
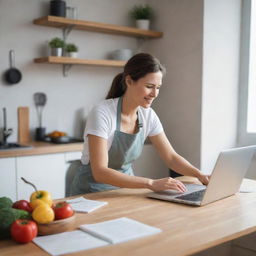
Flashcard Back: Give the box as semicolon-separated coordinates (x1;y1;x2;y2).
70;97;145;195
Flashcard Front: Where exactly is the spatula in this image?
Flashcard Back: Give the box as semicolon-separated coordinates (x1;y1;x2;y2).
34;92;47;128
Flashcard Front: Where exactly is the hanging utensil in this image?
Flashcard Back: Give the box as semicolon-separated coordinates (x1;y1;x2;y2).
34;92;47;128
4;50;22;85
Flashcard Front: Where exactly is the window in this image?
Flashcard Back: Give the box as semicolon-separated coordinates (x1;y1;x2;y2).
247;0;256;133
238;0;256;145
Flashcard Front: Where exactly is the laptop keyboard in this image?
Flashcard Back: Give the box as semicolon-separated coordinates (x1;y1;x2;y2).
175;189;206;201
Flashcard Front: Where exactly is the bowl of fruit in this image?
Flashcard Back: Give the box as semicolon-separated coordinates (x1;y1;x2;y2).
47;130;70;144
0;178;76;244
21;177;76;236
36;202;76;236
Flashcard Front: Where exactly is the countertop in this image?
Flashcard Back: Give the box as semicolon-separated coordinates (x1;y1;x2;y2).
1;179;256;256
0;141;83;158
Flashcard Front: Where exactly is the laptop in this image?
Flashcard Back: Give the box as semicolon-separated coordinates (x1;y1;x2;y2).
147;145;256;206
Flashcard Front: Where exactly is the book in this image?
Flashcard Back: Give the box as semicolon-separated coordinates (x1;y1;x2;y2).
66;196;108;213
33;217;161;256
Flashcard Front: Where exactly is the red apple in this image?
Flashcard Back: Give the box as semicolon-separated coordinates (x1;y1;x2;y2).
13;200;33;213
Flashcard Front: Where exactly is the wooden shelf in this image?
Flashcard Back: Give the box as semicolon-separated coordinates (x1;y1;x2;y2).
34;56;126;67
33;16;163;38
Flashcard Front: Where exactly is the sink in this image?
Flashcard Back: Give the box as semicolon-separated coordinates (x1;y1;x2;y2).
0;142;32;150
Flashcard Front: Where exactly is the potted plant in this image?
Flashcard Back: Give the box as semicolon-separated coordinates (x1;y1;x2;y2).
65;43;79;58
130;4;153;30
49;37;65;57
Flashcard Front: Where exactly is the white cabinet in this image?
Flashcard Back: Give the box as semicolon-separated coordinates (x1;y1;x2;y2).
16;153;68;200
0;157;17;201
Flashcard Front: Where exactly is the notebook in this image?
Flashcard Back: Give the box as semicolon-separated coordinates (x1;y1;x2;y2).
147;145;256;206
33;217;161;256
66;197;108;213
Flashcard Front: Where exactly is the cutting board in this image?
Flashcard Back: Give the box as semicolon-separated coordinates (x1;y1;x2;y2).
18;107;30;143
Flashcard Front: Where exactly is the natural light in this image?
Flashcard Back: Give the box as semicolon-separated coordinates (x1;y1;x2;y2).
247;0;256;133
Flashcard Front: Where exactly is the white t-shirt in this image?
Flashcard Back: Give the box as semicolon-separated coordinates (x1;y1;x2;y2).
81;97;164;164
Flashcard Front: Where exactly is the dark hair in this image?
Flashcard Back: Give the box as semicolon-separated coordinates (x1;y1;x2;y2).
106;53;165;99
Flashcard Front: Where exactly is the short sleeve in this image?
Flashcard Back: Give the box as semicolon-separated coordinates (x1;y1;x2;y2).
84;105;111;139
147;108;164;137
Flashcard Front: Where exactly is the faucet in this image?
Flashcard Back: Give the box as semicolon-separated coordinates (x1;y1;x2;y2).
2;108;13;145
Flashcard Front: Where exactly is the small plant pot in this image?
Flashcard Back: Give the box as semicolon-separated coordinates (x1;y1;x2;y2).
136;19;150;30
67;52;78;58
51;48;63;57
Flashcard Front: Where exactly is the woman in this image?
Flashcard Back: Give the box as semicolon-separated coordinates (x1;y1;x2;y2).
70;53;209;196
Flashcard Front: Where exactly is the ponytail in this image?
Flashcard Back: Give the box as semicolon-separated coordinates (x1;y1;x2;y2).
106;73;126;99
106;53;165;99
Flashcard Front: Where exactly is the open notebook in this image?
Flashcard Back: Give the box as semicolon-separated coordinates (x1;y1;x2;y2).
33;217;161;256
66;197;108;213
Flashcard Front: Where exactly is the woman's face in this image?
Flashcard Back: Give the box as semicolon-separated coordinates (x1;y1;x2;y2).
126;71;163;108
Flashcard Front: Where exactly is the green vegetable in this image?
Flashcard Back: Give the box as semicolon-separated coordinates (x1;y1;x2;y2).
0;197;13;209
0;208;31;238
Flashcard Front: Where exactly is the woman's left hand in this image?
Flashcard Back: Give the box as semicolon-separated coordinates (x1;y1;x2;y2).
197;173;211;185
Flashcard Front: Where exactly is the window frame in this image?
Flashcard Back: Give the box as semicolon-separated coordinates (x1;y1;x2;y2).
238;0;256;146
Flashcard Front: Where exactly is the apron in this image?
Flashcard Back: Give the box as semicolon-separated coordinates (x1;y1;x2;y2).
70;97;145;195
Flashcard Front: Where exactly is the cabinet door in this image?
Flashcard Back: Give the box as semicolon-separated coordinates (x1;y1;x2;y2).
0;157;17;201
16;153;68;200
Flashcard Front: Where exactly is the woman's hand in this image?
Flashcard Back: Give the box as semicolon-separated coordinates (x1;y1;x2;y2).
149;177;187;192
197;173;211;185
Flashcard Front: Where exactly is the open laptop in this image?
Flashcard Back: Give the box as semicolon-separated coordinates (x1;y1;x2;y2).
147;145;256;206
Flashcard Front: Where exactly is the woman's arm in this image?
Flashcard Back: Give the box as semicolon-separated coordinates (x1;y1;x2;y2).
149;132;210;185
88;134;187;192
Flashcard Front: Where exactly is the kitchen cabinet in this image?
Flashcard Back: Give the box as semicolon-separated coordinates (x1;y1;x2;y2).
0;157;17;201
13;151;82;200
33;16;163;73
16;153;68;200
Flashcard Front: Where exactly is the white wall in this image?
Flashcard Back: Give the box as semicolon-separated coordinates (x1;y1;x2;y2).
0;0;243;178
147;0;242;174
201;0;241;173
146;0;204;168
0;0;146;141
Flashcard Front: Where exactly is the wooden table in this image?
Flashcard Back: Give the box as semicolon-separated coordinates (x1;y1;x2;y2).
1;179;256;256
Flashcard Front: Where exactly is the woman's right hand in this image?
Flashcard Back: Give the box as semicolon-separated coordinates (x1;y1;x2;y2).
148;177;187;192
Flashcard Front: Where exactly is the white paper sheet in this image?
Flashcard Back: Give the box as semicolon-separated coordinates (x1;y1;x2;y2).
33;230;108;256
66;197;108;213
79;217;162;244
239;178;256;193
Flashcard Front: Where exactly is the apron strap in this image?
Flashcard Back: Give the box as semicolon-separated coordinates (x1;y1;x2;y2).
116;97;122;131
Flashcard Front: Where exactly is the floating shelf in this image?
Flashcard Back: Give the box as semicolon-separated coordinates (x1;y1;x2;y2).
34;56;126;67
33;16;163;38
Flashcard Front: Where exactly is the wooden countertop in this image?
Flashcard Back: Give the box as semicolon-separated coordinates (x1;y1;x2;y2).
0;141;83;158
1;179;256;256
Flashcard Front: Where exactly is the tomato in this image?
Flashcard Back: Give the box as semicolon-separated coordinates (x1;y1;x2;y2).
12;200;33;213
53;201;74;220
11;219;38;243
